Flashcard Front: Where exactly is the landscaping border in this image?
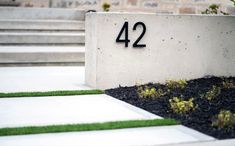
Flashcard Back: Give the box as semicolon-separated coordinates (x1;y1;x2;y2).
0;119;179;136
0;90;104;98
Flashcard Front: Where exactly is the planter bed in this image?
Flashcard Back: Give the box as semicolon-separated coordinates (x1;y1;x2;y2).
106;76;235;139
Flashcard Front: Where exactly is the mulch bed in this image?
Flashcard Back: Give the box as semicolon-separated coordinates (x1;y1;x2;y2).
105;76;235;139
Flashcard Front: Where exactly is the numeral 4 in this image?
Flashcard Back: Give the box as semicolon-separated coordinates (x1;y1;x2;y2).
116;22;130;47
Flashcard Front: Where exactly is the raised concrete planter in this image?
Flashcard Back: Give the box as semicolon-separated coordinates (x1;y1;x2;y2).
85;13;235;89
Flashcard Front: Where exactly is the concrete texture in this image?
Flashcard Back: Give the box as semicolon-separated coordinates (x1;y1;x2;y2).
0;94;158;128
0;126;214;146
0;19;85;30
0;66;88;92
0;7;85;20
0;46;85;63
85;13;235;89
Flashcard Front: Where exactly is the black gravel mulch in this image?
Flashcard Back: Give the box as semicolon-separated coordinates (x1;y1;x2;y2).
105;77;235;139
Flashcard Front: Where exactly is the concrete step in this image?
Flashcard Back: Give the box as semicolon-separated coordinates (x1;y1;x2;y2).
0;32;85;44
0;1;20;7
0;19;85;31
0;46;85;66
0;30;85;33
0;7;85;20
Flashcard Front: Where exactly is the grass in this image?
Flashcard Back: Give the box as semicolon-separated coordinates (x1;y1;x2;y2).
0;119;179;136
0;90;104;98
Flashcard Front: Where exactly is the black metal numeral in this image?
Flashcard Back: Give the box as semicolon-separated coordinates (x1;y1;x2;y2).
116;21;146;48
116;22;130;47
132;22;146;48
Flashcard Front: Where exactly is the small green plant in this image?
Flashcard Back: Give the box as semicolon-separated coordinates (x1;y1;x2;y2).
166;79;187;89
212;110;235;130
231;0;235;6
201;4;229;15
222;79;235;89
202;4;219;14
137;86;166;99
102;2;110;12
169;97;195;114
201;85;221;101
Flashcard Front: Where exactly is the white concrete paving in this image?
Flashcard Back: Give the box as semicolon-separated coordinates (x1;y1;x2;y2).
0;67;89;92
0;94;158;128
163;139;235;146
0;66;217;145
0;126;214;146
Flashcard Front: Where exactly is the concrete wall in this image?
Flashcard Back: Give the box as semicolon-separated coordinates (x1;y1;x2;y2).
85;13;235;89
1;0;234;15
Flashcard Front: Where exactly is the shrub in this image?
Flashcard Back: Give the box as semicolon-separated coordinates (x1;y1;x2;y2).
137;86;166;99
102;3;110;12
231;0;235;6
212;110;235;130
222;79;235;89
201;86;221;101
166;80;187;89
201;4;229;15
169;97;195;114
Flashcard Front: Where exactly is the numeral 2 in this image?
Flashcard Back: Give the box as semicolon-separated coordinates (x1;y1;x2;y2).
133;22;146;48
116;21;146;48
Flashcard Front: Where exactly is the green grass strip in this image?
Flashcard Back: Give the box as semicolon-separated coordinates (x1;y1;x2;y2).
0;90;104;98
0;119;179;136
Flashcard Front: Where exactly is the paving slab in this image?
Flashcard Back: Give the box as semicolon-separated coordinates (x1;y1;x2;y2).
163;139;235;146
0;66;89;92
0;126;214;146
0;94;158;128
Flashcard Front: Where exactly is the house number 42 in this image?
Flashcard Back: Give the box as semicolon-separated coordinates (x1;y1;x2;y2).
116;21;146;48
